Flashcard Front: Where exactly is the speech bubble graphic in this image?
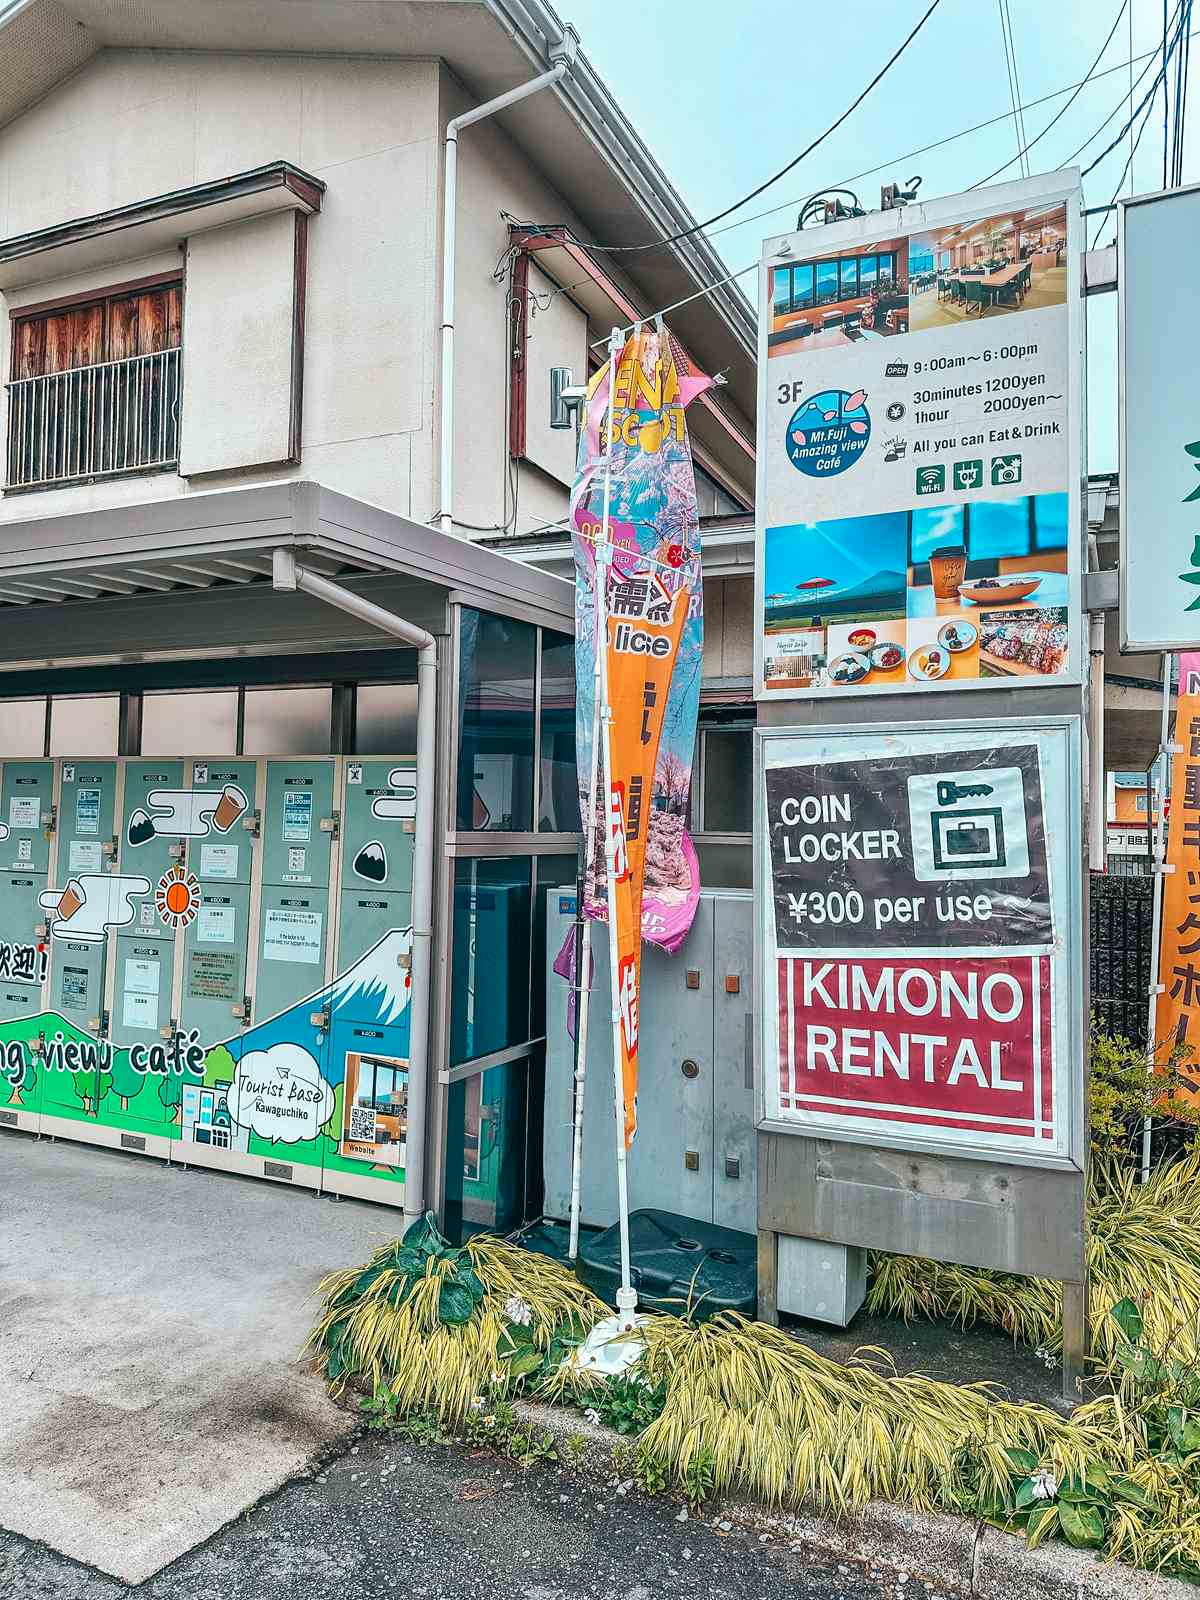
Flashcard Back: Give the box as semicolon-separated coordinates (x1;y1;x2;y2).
39;873;151;943
370;768;417;821
224;1042;333;1145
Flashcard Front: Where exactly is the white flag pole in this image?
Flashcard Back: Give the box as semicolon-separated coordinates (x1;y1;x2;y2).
594;325;638;1327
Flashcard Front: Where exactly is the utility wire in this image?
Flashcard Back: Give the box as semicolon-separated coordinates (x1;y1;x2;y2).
969;0;1130;189
1079;0;1188;175
1005;0;1033;173
572;0;945;255
998;0;1027;178
1059;0;1181;169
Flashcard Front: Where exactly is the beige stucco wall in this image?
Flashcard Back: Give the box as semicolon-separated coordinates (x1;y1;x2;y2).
0;48;441;523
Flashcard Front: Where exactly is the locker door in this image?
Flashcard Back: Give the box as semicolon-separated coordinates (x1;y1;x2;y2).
57;761;117;880
0;873;47;1024
44;935;107;1125
118;761;187;944
0;760;54;873
179;759;257;1044
336;758;414;969
253;761;335;1025
712;893;756;1236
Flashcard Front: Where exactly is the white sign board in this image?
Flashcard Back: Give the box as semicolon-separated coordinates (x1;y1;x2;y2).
755;174;1083;699
1120;183;1200;651
757;718;1082;1165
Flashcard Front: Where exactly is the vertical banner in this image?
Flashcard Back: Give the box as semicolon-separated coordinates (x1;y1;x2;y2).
755;173;1082;699
570;326;710;1143
1154;652;1200;1064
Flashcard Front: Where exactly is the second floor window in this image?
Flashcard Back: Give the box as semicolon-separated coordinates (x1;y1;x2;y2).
7;277;182;492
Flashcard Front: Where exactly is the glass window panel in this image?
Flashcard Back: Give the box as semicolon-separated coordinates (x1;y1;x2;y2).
539;629;579;832
443;1056;531;1242
910;504;965;565
791;264;814;308
450;856;532;1064
772;267;792;315
242;685;331;755
858;255;877;290
696;842;752;890
879;252;896;285
355;682;418;754
49;694;119;756
532;854;577;1041
839;258;858;297
141;690;238;756
0;698;46;756
969;499;1033;560
702;729;753;833
456;609;536;832
815;261;839;304
1033;492;1069;552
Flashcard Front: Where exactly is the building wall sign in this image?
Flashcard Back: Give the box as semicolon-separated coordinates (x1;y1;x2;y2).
1120;185;1200;651
758;719;1081;1163
754;174;1083;699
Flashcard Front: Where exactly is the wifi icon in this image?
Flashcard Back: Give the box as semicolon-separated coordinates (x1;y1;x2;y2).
915;464;945;496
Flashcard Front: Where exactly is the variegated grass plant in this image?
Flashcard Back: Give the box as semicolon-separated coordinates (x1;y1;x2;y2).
866;1147;1200;1371
306;1226;604;1427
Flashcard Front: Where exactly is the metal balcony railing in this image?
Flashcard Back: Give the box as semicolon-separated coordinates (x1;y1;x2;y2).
5;347;181;491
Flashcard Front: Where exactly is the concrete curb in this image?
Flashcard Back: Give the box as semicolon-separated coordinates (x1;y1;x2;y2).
514;1401;1195;1600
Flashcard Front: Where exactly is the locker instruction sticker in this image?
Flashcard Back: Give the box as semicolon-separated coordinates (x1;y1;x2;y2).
124;957;159;994
197;904;235;944
189;949;239;1000
9;796;39;830
75;788;100;835
282;792;313;842
122;990;158;1031
69;840;102;874
60;966;87;1011
199;843;239;880
263;908;323;964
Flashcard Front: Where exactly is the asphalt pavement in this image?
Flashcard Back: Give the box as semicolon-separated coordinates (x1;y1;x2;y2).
0;1428;952;1600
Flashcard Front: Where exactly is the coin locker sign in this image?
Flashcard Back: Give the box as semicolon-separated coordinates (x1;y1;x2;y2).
760;721;1076;1158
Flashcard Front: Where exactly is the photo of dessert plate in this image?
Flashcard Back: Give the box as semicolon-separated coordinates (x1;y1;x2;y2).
937;619;978;652
828;650;870;685
957;574;1044;605
869;641;905;671
908;645;950;681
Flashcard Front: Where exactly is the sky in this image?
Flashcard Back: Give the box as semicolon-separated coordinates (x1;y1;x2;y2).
554;0;1198;472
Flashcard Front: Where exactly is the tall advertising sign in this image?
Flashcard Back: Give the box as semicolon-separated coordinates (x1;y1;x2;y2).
759;719;1081;1160
1120;186;1200;652
1154;652;1200;1062
755;175;1082;699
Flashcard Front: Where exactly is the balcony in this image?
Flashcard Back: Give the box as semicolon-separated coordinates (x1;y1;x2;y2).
5;347;181;492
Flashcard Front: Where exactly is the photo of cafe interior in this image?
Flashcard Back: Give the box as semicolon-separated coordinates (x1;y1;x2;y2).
767;237;909;355
908;202;1067;327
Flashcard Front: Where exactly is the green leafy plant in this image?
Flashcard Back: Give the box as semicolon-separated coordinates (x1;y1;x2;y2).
633;1446;668;1496
594;1372;667;1436
683;1446;715;1510
462;1398;557;1468
561;1432;586;1467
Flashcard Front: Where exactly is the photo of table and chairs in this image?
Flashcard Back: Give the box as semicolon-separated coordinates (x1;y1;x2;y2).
767;237;909;356
908;202;1067;330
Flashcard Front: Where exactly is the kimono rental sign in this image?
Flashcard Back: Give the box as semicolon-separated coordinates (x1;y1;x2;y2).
570;325;710;1146
760;720;1077;1159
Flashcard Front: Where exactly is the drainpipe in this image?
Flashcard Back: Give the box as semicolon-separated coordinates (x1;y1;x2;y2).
273;548;437;1224
439;28;578;534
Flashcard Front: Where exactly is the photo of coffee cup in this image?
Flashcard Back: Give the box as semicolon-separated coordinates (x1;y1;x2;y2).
929;545;967;600
56;879;86;922
212;784;248;833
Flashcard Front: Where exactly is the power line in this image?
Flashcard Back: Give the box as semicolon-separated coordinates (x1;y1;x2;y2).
574;0;945;256
1080;0;1188;175
998;0;1027;178
969;0;1129;189
1005;0;1033;173
1059;0;1181;169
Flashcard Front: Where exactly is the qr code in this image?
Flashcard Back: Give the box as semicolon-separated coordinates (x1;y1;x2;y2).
348;1105;376;1143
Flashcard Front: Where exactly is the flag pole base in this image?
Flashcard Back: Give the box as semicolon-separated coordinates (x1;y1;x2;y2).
615;1283;639;1330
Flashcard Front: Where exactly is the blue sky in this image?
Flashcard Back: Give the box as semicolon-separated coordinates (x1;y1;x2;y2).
765;513;907;593
557;0;1197;472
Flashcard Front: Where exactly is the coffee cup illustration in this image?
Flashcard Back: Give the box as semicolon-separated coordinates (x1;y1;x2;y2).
212;784;248;833
56;878;86;922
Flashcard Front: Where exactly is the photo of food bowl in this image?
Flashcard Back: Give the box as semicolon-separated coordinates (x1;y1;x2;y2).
846;626;877;649
828;651;870;686
957;574;1044;605
937;619;978;653
869;640;906;671
908;645;950;681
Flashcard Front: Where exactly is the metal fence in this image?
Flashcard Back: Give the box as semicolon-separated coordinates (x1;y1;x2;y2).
1090;871;1154;1045
5;347;181;490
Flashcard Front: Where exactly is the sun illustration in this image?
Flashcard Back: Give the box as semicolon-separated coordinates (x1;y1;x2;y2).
156;865;201;930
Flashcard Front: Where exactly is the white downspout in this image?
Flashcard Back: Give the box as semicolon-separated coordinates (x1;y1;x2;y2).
273;548;437;1224
439;29;578;534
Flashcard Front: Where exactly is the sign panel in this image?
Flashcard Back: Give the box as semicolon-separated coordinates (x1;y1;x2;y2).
759;720;1080;1161
755;174;1082;699
1120;185;1200;650
1154;652;1200;1061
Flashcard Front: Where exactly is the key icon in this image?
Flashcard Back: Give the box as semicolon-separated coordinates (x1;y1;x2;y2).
936;779;994;806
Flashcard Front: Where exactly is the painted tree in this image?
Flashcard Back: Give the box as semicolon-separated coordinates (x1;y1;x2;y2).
108;1048;146;1114
73;1061;111;1119
2;1046;35;1108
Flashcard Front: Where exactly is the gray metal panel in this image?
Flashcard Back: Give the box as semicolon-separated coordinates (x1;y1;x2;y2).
777;1234;868;1327
0;761;54;874
341;759;415;893
120;760;186;936
180;880;251;1040
542;893;717;1230
58;761;117;876
337;889;412;974
712;892;756;1235
757;1130;1086;1282
254;882;330;1025
188;760;258;884
49;934;105;1032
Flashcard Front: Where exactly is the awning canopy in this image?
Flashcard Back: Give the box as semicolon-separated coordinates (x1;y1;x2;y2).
0;480;575;674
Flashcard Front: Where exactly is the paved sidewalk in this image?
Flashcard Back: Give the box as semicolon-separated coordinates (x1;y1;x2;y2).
0;1431;926;1600
0;1132;397;1583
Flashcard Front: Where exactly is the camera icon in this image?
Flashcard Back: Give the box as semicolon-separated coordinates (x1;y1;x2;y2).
990;454;1023;486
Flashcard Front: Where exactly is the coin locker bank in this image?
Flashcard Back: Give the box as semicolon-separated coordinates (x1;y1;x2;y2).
0;482;579;1227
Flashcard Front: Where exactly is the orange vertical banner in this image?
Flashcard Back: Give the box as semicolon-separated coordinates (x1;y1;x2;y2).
1155;653;1200;1071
